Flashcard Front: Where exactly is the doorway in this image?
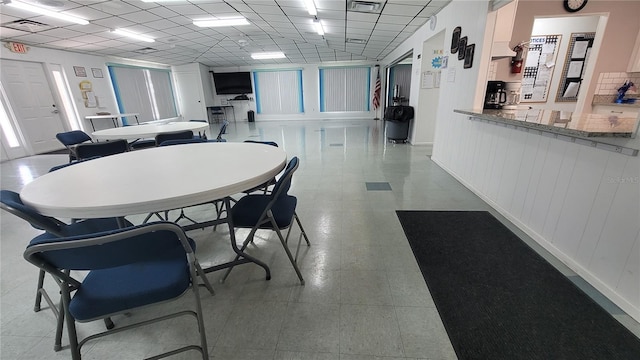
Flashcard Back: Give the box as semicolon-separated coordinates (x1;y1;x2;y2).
0;59;67;157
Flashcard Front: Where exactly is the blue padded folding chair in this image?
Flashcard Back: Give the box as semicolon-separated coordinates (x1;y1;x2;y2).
223;157;310;284
155;130;194;146
0;190;134;351
23;222;214;360
210;121;228;142
190;119;208;140
48;156;101;172
75;139;129;160
56;130;93;163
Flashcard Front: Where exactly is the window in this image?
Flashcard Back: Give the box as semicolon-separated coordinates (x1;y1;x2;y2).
253;70;303;114
319;67;371;112
107;65;177;123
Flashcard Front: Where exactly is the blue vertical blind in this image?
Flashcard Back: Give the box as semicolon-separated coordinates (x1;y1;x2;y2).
319;67;371;112
254;70;303;114
107;65;177;123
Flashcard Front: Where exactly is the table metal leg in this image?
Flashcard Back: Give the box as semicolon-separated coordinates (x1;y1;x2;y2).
190;197;271;281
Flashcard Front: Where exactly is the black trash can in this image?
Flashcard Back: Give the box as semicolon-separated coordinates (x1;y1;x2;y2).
384;105;414;142
248;110;255;122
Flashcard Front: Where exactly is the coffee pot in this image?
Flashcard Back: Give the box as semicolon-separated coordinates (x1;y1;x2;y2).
503;81;522;110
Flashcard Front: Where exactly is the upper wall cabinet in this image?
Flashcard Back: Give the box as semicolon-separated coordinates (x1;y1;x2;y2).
628;28;640;73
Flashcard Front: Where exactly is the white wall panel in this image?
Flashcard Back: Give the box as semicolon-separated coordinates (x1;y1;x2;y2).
590;158;640;286
553;146;609;257
486;125;510;201
617;231;639;311
496;127;527;211
576;155;629;265
542;141;580;243
528;138;565;235
510;130;540;218
521;135;550;224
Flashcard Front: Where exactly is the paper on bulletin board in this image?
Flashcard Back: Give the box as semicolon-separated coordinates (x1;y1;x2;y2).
571;40;589;58
525;51;540;67
84;91;97;108
422;71;434;89
563;82;580;98
567;61;583;78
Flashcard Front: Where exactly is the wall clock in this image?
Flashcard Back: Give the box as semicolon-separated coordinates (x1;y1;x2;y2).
563;0;587;12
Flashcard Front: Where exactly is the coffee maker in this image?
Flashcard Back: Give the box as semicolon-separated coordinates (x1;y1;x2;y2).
503;81;522;109
484;81;507;109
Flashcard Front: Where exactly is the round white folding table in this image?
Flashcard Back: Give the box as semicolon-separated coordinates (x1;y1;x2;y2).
20;142;287;278
92;121;209;141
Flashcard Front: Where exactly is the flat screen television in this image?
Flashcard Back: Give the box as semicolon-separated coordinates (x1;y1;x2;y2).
211;72;253;94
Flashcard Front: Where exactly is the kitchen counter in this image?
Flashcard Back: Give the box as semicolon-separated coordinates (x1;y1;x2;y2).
454;108;640;156
592;94;640;108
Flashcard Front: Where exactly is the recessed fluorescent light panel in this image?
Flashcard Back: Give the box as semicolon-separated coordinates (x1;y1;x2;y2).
111;29;155;43
303;0;317;16
251;52;286;60
5;0;89;25
313;19;324;35
193;17;249;28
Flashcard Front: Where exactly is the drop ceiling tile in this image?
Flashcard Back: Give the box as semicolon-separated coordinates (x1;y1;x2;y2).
119;11;163;24
143;19;181;31
163;4;210;16
347;20;375;30
66;23;112;35
378;14;413;24
65;7;112;21
382;4;425;16
146;6;180;18
91;17;135;28
0;27;29;38
72;34;113;44
46;39;87;49
280;6;310;17
12;33;60;44
318;9;346;20
88;1;142;16
37;28;85;39
347;12;380;22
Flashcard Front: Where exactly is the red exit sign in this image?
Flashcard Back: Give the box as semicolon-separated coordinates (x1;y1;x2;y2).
5;42;29;54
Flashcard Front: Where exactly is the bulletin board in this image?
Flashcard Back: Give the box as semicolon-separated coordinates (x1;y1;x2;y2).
555;32;595;102
521;35;561;103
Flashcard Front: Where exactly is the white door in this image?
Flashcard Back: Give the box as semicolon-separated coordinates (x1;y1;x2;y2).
0;59;67;154
174;71;206;121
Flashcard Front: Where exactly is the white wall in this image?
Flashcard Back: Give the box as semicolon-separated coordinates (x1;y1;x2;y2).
381;0;492;145
0;45;172;131
384;0;639;321
210;61;377;122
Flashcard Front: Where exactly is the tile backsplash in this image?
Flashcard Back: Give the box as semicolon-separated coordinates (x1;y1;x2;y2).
595;72;640;95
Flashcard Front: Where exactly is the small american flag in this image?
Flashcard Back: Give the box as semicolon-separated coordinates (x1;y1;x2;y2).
373;66;381;110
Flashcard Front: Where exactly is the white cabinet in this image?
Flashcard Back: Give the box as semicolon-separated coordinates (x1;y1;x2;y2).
592;105;639;118
628;28;640;73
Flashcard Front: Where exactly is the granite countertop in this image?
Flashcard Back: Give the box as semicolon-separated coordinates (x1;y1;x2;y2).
454;108;640;155
592;95;640;108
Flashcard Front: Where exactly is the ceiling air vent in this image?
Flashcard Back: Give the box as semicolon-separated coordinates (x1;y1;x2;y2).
1;19;51;32
348;1;382;13
134;47;158;54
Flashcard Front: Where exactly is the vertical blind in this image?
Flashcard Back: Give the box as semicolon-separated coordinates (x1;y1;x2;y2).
254;70;303;114
319;67;370;112
108;65;177;123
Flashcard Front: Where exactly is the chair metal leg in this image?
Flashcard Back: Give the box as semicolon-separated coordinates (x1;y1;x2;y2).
294;212;311;246
268;211;305;285
34;269;46;312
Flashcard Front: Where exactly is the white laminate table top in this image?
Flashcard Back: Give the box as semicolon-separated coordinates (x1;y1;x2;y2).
85;113;139;119
20;142;287;219
92;121;209;140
